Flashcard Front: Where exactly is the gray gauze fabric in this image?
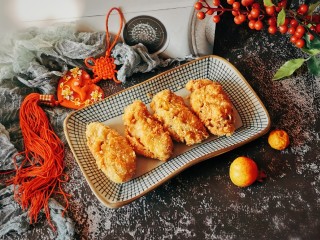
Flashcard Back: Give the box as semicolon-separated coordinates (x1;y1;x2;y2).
0;185;74;240
0;22;182;239
0;23;106;95
112;43;172;82
0;185;30;236
0;123;23;170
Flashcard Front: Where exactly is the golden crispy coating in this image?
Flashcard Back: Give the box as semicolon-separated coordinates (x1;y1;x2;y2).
85;122;136;183
150;89;209;146
123;100;173;161
186;79;235;136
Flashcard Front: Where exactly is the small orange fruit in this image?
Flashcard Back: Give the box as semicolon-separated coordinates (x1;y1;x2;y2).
229;156;259;187
268;129;290;150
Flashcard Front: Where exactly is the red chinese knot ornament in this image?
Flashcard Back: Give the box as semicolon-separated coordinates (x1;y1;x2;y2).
84;7;124;84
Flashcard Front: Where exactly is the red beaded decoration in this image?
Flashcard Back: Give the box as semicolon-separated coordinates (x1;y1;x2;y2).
85;7;124;84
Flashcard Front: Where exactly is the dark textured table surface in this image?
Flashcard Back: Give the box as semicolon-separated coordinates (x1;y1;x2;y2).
10;14;320;240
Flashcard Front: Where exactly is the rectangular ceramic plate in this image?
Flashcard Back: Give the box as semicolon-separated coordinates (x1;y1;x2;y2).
64;55;271;208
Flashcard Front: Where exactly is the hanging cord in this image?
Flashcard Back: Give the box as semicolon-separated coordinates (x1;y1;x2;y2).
85;7;124;84
8;93;70;230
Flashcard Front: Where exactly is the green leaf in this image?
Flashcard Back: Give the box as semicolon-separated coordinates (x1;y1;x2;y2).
277;9;286;26
273;58;306;80
263;0;274;7
309;36;320;50
307;56;320;77
307;2;320;15
301;48;320;55
304;34;320;55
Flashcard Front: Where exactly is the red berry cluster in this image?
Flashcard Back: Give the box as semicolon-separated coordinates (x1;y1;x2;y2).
194;0;320;49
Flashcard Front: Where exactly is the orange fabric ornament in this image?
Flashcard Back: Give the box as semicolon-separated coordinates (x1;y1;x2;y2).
84;7;124;84
57;67;104;109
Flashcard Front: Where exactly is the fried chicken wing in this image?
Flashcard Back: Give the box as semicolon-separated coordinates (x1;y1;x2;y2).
123;100;173;161
86;122;136;183
150;89;209;146
186;79;235;136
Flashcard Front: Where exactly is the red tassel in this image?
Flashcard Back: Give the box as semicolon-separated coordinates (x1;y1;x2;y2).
9;93;69;230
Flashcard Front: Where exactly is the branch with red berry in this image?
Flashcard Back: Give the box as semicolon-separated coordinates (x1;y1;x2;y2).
194;0;320;80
